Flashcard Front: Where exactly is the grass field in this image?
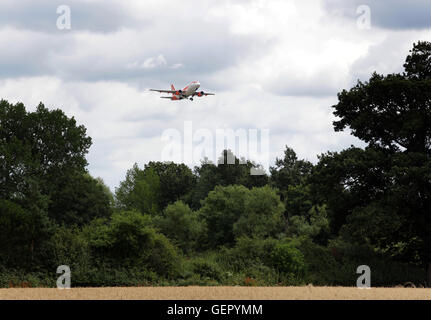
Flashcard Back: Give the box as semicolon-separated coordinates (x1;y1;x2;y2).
0;286;430;300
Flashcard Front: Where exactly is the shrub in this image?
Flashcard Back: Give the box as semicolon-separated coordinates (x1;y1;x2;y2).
270;241;306;277
217;237;278;272
154;201;205;253
199;185;285;248
191;258;223;282
84;210;182;279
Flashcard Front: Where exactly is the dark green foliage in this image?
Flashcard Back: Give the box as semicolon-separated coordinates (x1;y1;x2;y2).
154;201;205;253
270;241;306;277
270;147;313;196
314;41;431;283
0;100;91;199
284;184;313;218
84;210;181;278
144;161;196;208
190;150;268;209
199;185;248;248
199;185;285;248
48;173;113;226
115;164;161;215
287;205;330;245
0;198;54;271
217;237;278;272
233;186;285;239
404;40;431;80
191;258;224;282
333;44;431;154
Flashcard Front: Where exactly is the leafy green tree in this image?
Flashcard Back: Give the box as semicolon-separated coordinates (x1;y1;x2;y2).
0;100;92;199
333;43;431;154
233;185;285;239
200;185;285;248
191;150;268;209
144;161;196;208
269;147;318;233
154;201;205;253
0;196;54;271
287;205;330;245
311;147;390;234
270;241;306;277
270;146;313;200
51;225;92;280
314;41;431;284
284;184;313;218
48;173;113;226
0;100;97;228
199;185;248;248
115;164;161;215
84;210;181;278
215;150;268;188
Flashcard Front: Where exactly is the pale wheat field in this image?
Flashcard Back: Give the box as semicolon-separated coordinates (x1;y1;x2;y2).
0;286;430;300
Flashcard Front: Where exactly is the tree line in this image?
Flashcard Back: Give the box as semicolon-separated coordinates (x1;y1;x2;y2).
0;41;430;287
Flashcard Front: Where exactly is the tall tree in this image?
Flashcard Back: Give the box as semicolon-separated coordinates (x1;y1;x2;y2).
0;101;91;197
314;41;431;284
144;161;196;209
270;146;313;195
190;150;268;209
48;173;113;226
115;164;161;215
199;185;285;248
0;100;101;226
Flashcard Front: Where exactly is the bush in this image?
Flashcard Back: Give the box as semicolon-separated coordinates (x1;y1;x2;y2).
242;264;280;286
191;258;224;282
270;241;306;277
84;210;182;279
217;237;278;272
199;185;285;248
297;237;339;285
0;266;53;288
51;225;92;277
297;237;426;287
154;201;205;253
328;239;426;286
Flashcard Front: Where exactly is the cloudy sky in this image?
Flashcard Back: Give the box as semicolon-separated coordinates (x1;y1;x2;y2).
1;0;431;190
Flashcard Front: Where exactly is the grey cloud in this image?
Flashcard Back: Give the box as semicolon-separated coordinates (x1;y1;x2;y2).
322;0;431;30
348;37;413;84
0;0;146;33
0;2;265;91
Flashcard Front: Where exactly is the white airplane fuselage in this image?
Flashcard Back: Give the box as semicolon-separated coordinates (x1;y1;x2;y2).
150;81;214;101
173;81;201;100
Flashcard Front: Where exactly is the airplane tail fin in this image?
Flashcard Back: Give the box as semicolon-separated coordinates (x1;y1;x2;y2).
171;84;175;91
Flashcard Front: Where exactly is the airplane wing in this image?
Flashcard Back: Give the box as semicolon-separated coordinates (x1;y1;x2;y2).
149;89;177;94
192;92;215;96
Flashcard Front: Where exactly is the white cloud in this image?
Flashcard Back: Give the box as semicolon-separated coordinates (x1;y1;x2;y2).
127;54;168;69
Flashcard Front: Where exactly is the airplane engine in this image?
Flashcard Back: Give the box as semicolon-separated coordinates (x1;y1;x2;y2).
176;90;183;95
197;91;204;97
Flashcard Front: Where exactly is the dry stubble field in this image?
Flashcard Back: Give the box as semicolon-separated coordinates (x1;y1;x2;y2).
0;286;431;300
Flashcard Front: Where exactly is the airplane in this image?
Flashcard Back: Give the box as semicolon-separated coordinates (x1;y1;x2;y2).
149;81;215;101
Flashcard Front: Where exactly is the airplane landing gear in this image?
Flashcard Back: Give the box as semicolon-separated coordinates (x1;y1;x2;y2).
190;98;194;101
